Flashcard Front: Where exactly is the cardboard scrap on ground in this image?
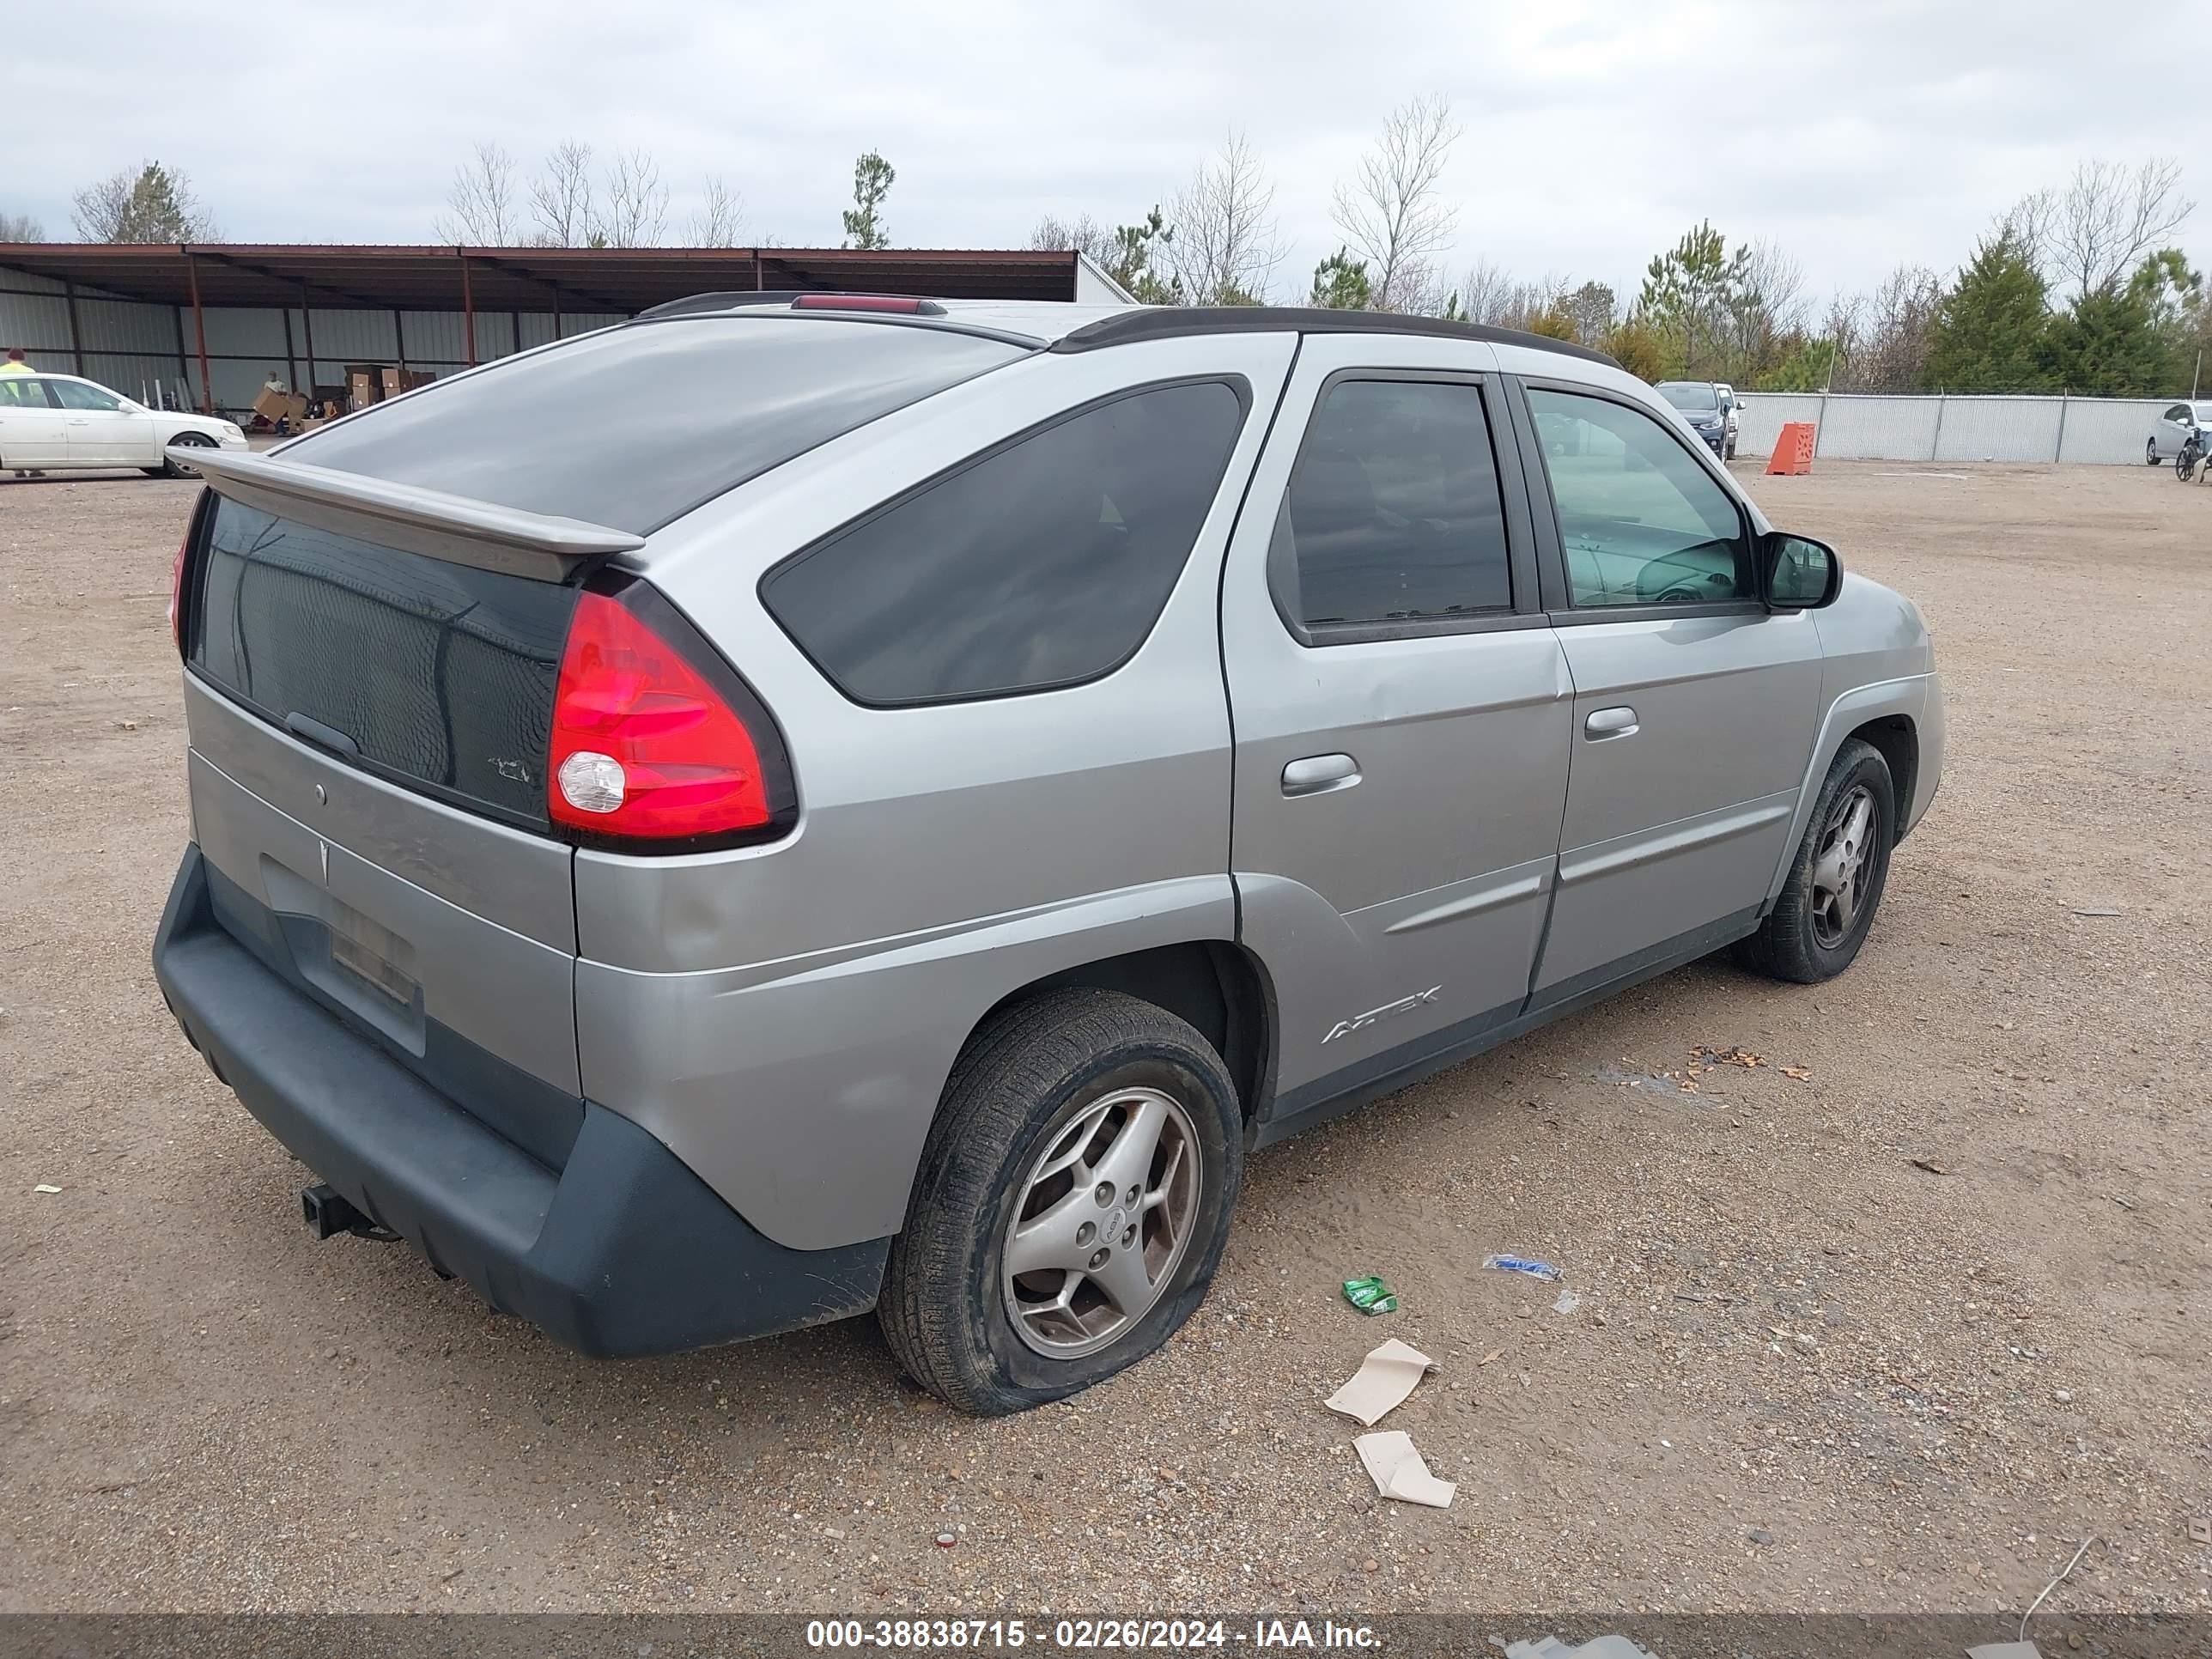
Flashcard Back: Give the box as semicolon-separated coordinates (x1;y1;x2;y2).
1325;1338;1437;1426
1354;1431;1455;1509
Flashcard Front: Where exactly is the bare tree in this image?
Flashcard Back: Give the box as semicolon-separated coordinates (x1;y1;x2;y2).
1737;240;1808;330
434;143;518;244
1455;259;1566;329
1723;238;1809;368
1455;259;1522;326
2010;159;2195;299
1332;95;1462;312
1169;134;1284;306
689;174;744;247
599;149;668;247
1560;280;1617;345
1815;291;1868;388
529;141;595;246
1853;264;1942;390
0;210;43;241
1030;213;1115;266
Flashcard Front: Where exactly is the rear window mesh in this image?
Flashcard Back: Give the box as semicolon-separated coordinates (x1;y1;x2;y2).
189;501;576;827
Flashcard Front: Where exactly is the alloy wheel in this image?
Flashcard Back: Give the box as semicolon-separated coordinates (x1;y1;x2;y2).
1000;1085;1200;1359
169;433;216;477
1809;782;1877;949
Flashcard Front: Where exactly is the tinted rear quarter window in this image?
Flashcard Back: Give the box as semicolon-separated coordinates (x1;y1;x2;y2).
763;380;1247;706
282;317;1026;533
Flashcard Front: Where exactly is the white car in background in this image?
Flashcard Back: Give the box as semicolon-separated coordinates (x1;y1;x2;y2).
0;372;246;477
2146;401;2212;466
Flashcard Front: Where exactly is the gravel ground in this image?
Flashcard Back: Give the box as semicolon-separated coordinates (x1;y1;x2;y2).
1;460;2206;1617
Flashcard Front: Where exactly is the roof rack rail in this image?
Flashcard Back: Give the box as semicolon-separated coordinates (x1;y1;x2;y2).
1050;306;1620;368
634;290;831;319
628;290;1047;349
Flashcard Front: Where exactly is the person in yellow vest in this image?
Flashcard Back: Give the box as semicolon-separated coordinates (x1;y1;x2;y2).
3;349;44;475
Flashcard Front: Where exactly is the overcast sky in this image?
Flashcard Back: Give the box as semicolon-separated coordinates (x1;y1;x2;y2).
9;1;2203;305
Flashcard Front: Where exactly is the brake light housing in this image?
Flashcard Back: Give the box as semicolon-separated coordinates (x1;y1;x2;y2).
547;575;797;851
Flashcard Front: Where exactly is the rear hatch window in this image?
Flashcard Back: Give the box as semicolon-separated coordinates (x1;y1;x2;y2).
187;499;578;830
277;316;1029;533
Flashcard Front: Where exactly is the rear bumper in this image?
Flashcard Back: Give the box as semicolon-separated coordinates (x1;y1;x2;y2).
152;844;887;1358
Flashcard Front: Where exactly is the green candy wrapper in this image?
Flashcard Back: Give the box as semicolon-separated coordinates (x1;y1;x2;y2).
1341;1275;1398;1315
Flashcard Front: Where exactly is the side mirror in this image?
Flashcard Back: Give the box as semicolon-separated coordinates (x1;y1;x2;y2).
1760;531;1842;610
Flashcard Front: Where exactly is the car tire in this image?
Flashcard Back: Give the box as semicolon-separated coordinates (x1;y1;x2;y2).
878;987;1243;1416
2147;439;2161;465
1735;738;1895;985
161;432;216;479
1724;439;1737;461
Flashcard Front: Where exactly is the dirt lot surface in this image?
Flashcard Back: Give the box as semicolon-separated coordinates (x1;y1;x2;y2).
2;461;2207;1618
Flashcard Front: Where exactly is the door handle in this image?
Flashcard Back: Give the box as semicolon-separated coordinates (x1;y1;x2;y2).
1282;753;1360;796
1584;706;1639;739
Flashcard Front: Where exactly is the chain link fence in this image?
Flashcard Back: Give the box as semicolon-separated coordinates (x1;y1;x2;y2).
1735;392;2174;465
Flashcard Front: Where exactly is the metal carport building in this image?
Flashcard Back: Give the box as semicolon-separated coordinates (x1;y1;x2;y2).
0;243;1130;416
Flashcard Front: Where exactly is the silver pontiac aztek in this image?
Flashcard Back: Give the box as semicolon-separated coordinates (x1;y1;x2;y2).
154;295;1943;1413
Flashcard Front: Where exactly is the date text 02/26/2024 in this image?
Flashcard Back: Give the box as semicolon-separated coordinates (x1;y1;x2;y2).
805;1620;1383;1651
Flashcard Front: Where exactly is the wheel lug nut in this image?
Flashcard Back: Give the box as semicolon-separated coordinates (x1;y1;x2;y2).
1088;1249;1109;1270
1076;1222;1094;1245
1093;1182;1114;1206
1125;1185;1140;1206
1121;1226;1136;1247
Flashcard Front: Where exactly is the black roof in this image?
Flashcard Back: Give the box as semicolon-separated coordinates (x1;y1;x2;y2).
1051;306;1619;368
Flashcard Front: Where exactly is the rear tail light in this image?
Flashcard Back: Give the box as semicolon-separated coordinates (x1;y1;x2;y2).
547;576;796;849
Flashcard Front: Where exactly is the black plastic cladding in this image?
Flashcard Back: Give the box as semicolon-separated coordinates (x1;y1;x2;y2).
1051;306;1622;367
562;570;801;856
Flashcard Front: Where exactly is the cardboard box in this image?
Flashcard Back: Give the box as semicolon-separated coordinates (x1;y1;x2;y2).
251;384;292;423
347;369;378;410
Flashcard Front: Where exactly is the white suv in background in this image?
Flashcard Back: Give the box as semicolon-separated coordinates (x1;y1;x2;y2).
0;371;245;477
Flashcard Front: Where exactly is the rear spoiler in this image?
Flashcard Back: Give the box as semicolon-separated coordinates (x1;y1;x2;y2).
177;447;644;582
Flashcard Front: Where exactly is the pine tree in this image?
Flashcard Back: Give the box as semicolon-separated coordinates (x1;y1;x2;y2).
2043;272;2170;396
1634;222;1749;379
1107;208;1180;305
842;153;895;251
1309;247;1372;310
1924;232;2050;392
72;161;216;242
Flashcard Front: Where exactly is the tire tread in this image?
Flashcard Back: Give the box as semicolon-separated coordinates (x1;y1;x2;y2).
878;988;1237;1415
1735;738;1893;984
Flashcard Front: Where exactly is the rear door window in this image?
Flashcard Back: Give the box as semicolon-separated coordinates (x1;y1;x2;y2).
1269;377;1514;635
0;378;57;408
281;317;1026;533
762;380;1247;706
